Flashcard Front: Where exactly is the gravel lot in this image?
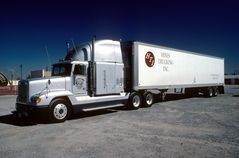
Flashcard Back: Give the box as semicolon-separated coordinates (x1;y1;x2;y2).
0;86;239;158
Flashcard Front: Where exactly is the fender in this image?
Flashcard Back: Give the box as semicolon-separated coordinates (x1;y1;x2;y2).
35;90;74;106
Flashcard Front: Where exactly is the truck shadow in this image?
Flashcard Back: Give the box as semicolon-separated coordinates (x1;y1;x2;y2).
0;94;206;126
0;114;38;126
0;109;118;126
154;93;204;103
70;109;118;120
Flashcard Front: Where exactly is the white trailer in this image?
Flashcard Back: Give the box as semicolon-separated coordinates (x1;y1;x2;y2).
132;42;224;90
121;41;224;108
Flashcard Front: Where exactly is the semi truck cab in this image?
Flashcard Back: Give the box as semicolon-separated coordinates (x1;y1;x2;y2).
16;39;130;122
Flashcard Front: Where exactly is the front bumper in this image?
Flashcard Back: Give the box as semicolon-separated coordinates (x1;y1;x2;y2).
15;103;49;118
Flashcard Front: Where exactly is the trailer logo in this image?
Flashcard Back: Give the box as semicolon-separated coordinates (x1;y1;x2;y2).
145;51;155;67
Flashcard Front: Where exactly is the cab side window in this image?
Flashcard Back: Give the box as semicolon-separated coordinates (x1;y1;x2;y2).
73;65;85;75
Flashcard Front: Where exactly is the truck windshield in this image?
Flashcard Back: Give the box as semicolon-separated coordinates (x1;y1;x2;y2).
52;64;72;76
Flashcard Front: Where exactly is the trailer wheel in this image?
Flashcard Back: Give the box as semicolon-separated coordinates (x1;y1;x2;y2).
143;92;154;107
128;92;141;110
213;87;218;96
205;87;213;97
49;98;71;123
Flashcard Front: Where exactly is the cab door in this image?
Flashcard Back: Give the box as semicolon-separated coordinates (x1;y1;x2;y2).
72;64;87;95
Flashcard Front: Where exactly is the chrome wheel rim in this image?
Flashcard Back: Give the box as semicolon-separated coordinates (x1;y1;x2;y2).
133;95;140;108
209;88;213;97
53;103;67;120
214;88;218;95
146;94;153;105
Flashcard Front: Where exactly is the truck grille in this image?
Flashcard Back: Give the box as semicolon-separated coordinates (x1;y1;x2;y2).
18;80;29;103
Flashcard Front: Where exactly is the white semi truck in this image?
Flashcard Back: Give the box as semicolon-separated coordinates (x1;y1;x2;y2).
15;38;224;122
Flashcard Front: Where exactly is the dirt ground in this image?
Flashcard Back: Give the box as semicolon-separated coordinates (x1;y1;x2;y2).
0;86;238;158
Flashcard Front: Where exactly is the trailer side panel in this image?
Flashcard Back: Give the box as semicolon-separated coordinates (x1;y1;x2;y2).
132;42;224;90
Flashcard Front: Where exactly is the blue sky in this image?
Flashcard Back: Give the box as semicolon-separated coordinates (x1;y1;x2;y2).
0;0;238;79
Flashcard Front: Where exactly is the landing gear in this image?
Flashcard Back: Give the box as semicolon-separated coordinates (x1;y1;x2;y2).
160;91;167;102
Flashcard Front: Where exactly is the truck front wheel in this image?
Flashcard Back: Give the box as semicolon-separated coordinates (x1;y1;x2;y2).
49;98;71;123
128;92;142;110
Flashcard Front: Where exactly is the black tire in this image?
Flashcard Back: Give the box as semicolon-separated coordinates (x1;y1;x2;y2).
143;92;154;107
205;87;213;97
213;87;218;96
49;98;71;123
128;92;142;110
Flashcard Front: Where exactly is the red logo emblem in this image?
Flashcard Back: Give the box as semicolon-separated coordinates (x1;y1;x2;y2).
145;51;155;67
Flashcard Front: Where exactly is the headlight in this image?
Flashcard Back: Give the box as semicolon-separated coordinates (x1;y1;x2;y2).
31;96;41;104
35;97;41;103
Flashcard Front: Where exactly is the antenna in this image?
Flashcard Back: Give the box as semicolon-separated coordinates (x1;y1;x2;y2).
66;41;70;52
71;39;78;53
45;45;52;69
20;64;23;80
